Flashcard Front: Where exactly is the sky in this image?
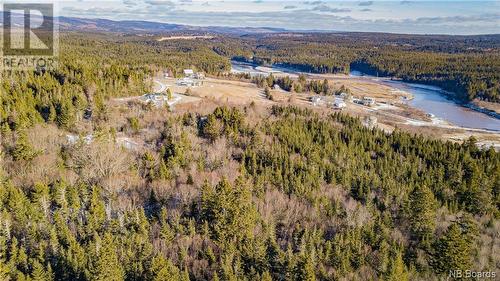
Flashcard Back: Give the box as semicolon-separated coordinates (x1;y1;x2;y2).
8;0;500;34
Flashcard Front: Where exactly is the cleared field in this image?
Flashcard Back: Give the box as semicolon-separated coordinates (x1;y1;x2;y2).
330;79;411;101
162;77;273;105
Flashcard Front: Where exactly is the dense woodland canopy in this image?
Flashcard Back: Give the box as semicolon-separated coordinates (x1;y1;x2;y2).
0;31;499;280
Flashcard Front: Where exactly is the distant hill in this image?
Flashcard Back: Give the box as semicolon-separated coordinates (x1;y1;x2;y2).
58;17;288;34
2;11;499;38
0;12;287;35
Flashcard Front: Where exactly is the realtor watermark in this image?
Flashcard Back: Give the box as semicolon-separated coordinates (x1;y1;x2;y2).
1;1;59;70
449;269;496;280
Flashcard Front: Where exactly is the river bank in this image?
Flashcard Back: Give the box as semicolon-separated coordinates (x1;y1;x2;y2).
465;103;500;119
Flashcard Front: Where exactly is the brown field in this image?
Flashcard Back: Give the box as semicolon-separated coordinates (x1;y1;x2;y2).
261;71;412;102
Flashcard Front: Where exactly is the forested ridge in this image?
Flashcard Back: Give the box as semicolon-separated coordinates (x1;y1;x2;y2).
0;32;499;280
1;102;499;280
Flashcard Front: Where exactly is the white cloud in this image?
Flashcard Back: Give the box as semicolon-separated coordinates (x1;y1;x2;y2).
145;0;175;6
358;1;373;6
312;5;351;13
57;0;500;35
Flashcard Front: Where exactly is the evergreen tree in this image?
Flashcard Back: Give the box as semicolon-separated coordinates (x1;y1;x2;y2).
431;222;473;274
202;115;222;142
408;185;437;246
0;237;9;281
294;254;316;281
128;117;140;134
264;87;273;100
149;256;182;281
141;152;157;181
88;187;106;234
89;233;124;281
201;178;257;245
11;131;39;161
167;88;173;100
48;104;56;123
31;260;53;281
385;250;408;281
261;271;272;281
56;100;76;129
158;159;171;180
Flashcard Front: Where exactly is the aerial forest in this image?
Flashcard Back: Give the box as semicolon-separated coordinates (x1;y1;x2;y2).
0;32;499;281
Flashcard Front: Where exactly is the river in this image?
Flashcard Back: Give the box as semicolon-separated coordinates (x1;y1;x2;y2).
231;60;500;131
350;71;500;132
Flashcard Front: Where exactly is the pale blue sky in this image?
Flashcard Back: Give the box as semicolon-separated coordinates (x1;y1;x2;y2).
44;1;500;34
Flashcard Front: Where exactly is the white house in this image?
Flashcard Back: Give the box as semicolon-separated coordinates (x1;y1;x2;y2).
66;134;93;145
333;98;346;110
176;77;202;87
184;69;194;78
194;72;205;80
141;93;169;107
311;96;323;106
362;97;376;106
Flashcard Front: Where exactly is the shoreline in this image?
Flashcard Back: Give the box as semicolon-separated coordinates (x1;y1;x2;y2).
464;103;500;119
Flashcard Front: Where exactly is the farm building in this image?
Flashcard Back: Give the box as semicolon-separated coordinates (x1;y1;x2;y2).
178;69;204;87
